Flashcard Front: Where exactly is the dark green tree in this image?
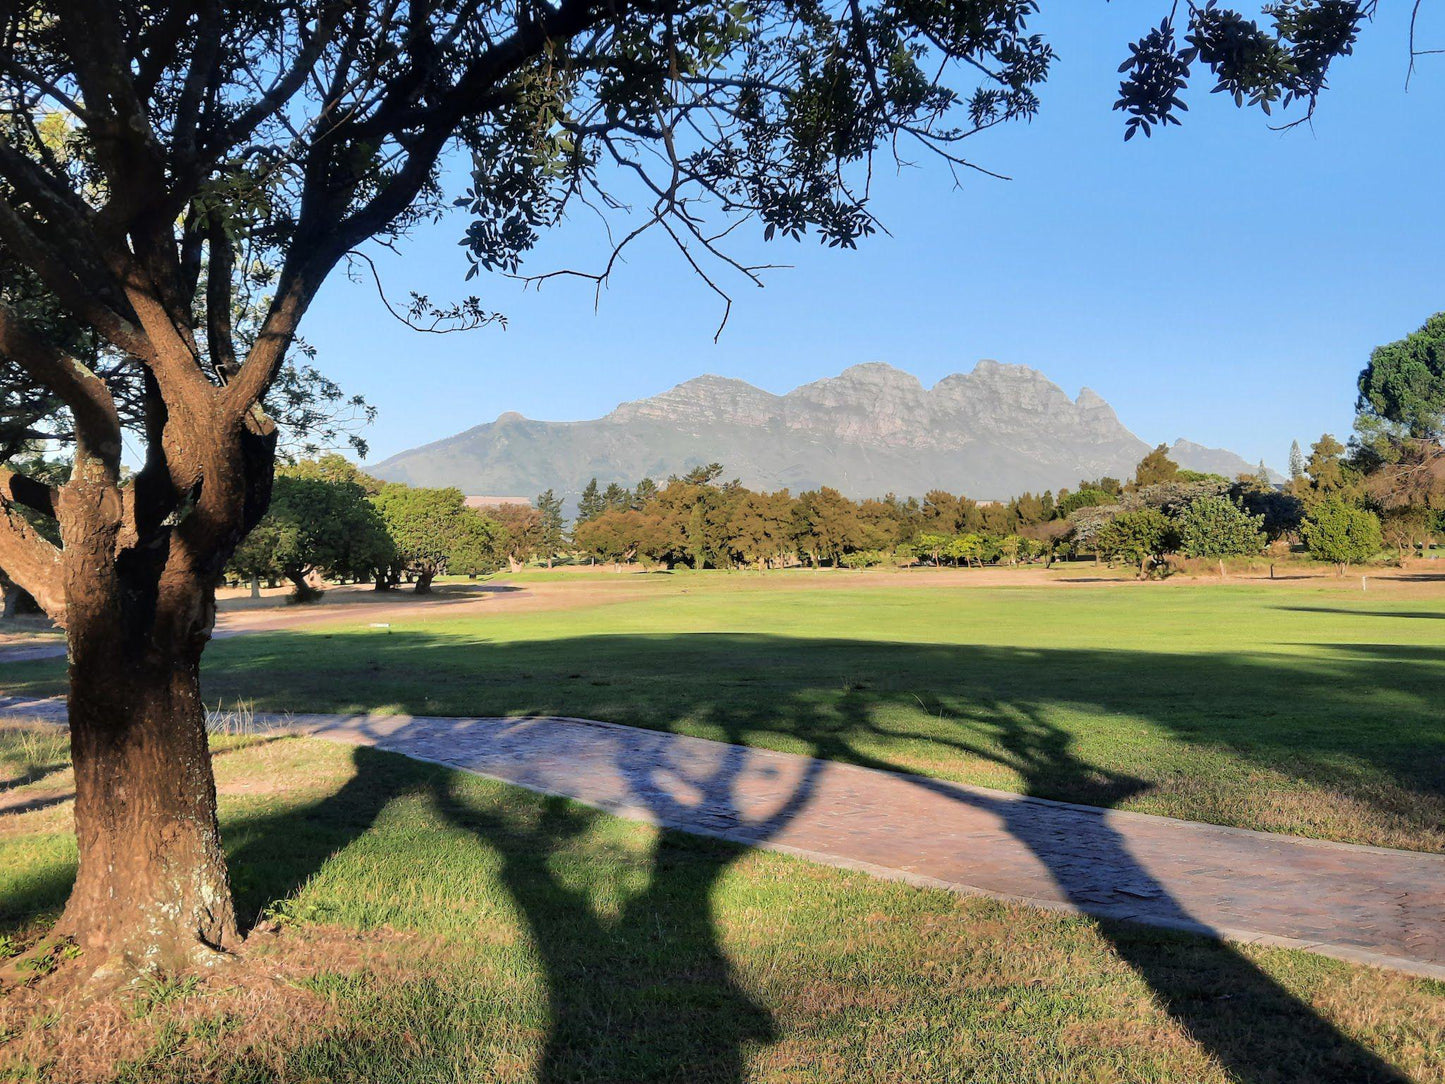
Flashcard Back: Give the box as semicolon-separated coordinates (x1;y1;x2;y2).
1056;486;1117;519
1356;313;1445;442
373;485;498;593
535;489;566;568
247;474;394;600
632;477;660;508
576;479;605;525
1176;495;1267;574
680;463;726;487
601;481;632;512
1096;508;1176;579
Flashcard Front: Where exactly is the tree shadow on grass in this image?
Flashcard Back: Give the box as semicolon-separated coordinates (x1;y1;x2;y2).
1277;606;1445;620
820;693;1413;1083
251;710;830;1082
3;631;1437;1081
196;628;1445;844
224;679;1417;1081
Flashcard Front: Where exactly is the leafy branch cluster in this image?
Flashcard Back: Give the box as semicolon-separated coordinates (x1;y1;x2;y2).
1114;0;1372;139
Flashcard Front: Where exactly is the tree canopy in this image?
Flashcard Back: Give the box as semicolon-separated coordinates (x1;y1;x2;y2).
372;484;505;591
1356;312;1445;443
1176;494;1267;560
244;473;394;597
1301;498;1383;573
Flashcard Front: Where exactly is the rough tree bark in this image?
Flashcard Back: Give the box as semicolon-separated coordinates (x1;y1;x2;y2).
59;638;237;972
30;397;272;974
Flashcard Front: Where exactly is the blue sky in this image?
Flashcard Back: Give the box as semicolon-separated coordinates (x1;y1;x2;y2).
302;2;1445;473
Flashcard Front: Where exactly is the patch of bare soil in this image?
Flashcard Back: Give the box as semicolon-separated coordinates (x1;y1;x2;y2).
211;577;659;637
0;614;61;648
0;924;433;1084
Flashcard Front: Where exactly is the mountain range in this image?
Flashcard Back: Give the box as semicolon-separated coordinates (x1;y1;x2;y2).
372;361;1267;507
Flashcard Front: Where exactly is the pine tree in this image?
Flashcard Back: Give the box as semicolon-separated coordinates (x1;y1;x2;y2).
633;477;660;509
602;481;631;511
1288;440;1306;481
536;490;565;567
577;478;604;524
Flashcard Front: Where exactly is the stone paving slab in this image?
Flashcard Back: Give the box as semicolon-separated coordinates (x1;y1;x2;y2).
4;695;1443;979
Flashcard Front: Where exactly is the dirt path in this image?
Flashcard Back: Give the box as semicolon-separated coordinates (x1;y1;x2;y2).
0;578;659;664
3;696;1440;979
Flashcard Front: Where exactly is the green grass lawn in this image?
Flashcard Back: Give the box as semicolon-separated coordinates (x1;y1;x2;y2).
4;574;1443;851
1;729;1440;1083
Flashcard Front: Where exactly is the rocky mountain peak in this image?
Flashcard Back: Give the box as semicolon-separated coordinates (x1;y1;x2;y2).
610;373;780;428
373;360;1268;505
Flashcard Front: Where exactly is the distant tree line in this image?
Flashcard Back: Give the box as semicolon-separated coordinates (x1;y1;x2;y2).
568;315;1445;581
24;311;1442;613
560;451;1283;576
221;455;569;597
1074;312;1445;577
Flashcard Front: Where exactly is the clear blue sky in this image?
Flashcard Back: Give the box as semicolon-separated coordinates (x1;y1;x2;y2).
301;3;1445;473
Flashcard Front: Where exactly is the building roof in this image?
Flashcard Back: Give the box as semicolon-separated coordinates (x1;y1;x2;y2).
464;495;533;509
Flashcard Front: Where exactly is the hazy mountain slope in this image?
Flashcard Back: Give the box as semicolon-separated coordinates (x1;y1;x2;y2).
373;361;1265;505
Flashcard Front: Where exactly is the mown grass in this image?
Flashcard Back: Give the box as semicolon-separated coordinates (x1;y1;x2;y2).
4;575;1444;851
0;730;1440;1083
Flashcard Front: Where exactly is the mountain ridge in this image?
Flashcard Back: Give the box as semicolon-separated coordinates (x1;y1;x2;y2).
373;361;1268;506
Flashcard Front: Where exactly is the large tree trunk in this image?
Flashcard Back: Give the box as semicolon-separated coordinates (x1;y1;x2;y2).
53;602;238;975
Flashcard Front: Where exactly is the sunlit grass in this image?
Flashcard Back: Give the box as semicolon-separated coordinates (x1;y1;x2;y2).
4;576;1444;850
0;736;1439;1083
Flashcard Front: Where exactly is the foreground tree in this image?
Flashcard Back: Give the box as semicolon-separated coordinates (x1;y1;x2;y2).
0;1;1379;974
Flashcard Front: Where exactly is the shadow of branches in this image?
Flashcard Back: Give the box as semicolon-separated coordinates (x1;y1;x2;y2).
4;629;1437;1081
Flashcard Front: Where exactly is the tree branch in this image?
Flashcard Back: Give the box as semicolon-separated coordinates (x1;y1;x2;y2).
0;196;150;359
0;301;122;466
0;499;64;623
0;465;57;519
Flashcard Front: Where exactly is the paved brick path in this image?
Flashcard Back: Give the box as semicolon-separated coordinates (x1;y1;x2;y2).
4;696;1443;979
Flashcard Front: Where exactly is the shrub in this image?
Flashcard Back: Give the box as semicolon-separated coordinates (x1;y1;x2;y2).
1096;509;1176;578
1177;496;1267;573
1301;500;1383;574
